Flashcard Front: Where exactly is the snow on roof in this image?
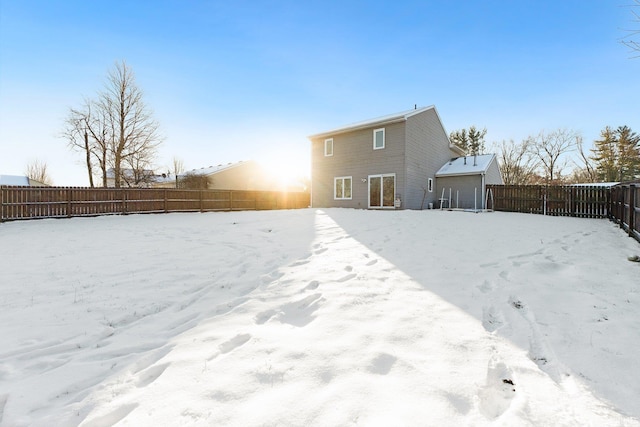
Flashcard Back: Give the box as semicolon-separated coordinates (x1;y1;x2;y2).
180;160;250;177
308;105;436;139
0;175;30;186
571;182;619;187
436;154;496;177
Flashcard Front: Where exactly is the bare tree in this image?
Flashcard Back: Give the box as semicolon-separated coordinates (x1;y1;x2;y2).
528;129;579;184
25;159;52;185
63;99;111;187
172;156;184;187
572;135;598;183
622;0;640;56
494;139;539;185
63;61;162;187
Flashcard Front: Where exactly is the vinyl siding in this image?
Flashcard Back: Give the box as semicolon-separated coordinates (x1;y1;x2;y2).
485;158;504;185
206;163;270;190
436;175;484;209
311;122;406;208
404;109;459;209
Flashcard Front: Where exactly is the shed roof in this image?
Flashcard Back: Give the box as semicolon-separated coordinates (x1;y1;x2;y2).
436;154;497;177
308;106;437;139
0;175;30;186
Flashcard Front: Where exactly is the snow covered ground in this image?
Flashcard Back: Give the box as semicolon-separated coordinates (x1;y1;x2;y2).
1;208;639;426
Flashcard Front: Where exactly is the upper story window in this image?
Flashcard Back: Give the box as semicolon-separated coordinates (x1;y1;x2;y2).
324;138;333;156
373;128;385;150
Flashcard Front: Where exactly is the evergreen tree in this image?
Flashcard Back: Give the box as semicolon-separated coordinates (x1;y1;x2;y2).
616;126;640;181
467;126;487;156
450;126;486;155
591;126;640;182
592;126;618;182
449;128;469;153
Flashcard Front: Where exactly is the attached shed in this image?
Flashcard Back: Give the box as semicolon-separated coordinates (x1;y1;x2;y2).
435;154;503;210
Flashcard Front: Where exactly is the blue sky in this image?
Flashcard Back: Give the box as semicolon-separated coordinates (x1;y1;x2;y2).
1;0;638;185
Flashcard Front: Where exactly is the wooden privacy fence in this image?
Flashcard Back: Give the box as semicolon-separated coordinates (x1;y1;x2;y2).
610;182;639;243
486;183;639;244
0;186;311;222
486;185;611;218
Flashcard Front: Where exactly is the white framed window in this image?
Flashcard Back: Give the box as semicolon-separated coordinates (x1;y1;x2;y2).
428;178;433;192
324;138;333;157
334;176;352;200
373;128;385;150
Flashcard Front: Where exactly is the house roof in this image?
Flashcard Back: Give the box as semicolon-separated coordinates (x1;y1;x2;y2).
0;175;30;186
308;106;440;139
435;154;497;177
180;160;252;178
308;105;465;155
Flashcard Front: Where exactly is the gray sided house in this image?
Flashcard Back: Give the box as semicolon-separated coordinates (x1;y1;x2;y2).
308;106;464;209
435;153;503;210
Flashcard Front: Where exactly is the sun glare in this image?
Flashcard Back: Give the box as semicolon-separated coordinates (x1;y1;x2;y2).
262;155;310;192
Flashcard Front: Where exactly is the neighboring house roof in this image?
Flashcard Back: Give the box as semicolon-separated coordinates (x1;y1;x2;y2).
181;160;251;178
308;105;465;155
106;168;156;179
0;175;48;186
572;182;619;187
0;175;30;186
436;154;497;177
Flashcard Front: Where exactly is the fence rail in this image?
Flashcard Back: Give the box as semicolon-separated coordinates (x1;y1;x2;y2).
486;184;611;218
0;186;310;222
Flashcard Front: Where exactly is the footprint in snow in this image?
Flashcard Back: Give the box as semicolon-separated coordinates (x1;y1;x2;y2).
482;306;504;332
81;403;139;427
368;353;397;375
478;357;516;419
136;363;170;388
219;334;251;354
337;273;357;283
255;310;277;324
276;294;323;327
303;280;320;291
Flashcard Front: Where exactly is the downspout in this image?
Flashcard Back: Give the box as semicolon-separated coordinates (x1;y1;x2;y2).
481;173;486;209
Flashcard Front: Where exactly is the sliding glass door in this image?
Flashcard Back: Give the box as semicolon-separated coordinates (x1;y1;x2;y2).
368;173;395;208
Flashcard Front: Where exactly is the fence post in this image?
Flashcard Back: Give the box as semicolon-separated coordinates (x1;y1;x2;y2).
122;189;127;214
67;188;72;218
620;186;626;229
629;184;636;238
164;189;168;213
